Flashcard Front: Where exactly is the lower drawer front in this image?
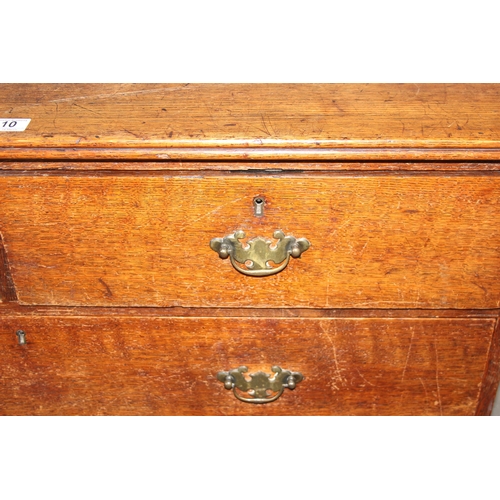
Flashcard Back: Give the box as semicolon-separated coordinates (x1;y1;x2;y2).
0;316;494;415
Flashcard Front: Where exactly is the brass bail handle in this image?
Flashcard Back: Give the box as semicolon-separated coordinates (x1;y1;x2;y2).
210;230;310;277
217;366;304;404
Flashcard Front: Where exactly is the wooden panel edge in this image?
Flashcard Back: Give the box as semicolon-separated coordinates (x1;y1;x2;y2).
2;161;500;172
0;232;17;302
1;304;499;319
476;318;500;415
2;147;500;162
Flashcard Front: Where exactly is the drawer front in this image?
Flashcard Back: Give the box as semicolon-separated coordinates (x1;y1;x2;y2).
0;315;494;415
1;174;500;308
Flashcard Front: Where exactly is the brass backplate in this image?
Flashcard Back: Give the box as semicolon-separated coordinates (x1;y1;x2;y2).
217;366;304;403
210;230;310;277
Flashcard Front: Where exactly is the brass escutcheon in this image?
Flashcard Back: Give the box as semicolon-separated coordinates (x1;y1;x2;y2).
210;230;310;277
217;366;304;404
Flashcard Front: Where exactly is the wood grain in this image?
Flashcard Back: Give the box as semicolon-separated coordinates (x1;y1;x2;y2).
1;174;500;309
0;315;494;416
2;84;500;161
1;84;499;417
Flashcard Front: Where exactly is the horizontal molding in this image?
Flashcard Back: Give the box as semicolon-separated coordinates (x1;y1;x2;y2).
1;303;499;319
2;147;500;162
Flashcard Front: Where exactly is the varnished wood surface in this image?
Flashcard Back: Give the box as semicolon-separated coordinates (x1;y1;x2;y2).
1;174;500;309
0;315;494;416
1;84;499;416
1;84;500;161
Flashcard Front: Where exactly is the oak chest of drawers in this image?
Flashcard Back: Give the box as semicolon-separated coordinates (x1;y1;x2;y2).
1;84;499;415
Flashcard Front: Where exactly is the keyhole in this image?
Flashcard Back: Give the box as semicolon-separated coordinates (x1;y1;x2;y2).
253;196;265;217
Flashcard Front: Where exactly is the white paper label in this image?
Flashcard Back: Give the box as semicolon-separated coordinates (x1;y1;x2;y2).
0;119;31;132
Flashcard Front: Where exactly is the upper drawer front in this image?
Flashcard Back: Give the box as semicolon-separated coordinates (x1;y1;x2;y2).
1;174;500;308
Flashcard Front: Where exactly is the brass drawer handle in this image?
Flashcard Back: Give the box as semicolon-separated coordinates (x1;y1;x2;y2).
217;366;304;404
210;230;310;277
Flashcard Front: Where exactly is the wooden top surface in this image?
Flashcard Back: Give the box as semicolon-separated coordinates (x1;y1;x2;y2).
1;84;500;160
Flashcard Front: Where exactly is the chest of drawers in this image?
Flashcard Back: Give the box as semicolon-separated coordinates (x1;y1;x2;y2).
1;83;499;415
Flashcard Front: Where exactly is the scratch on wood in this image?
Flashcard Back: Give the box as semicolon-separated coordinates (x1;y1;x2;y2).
178;197;244;231
123;129;141;139
319;321;345;390
266;115;276;135
355;368;374;387
47;86;192;104
325;273;330;307
73;103;103;115
471;281;488;295
0;86;192;113
401;327;415;381
98;278;113;297
358;241;368;257
434;340;443;415
418;377;429;402
53;102;59;128
331;100;345;113
353;301;423;307
261;114;272;136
